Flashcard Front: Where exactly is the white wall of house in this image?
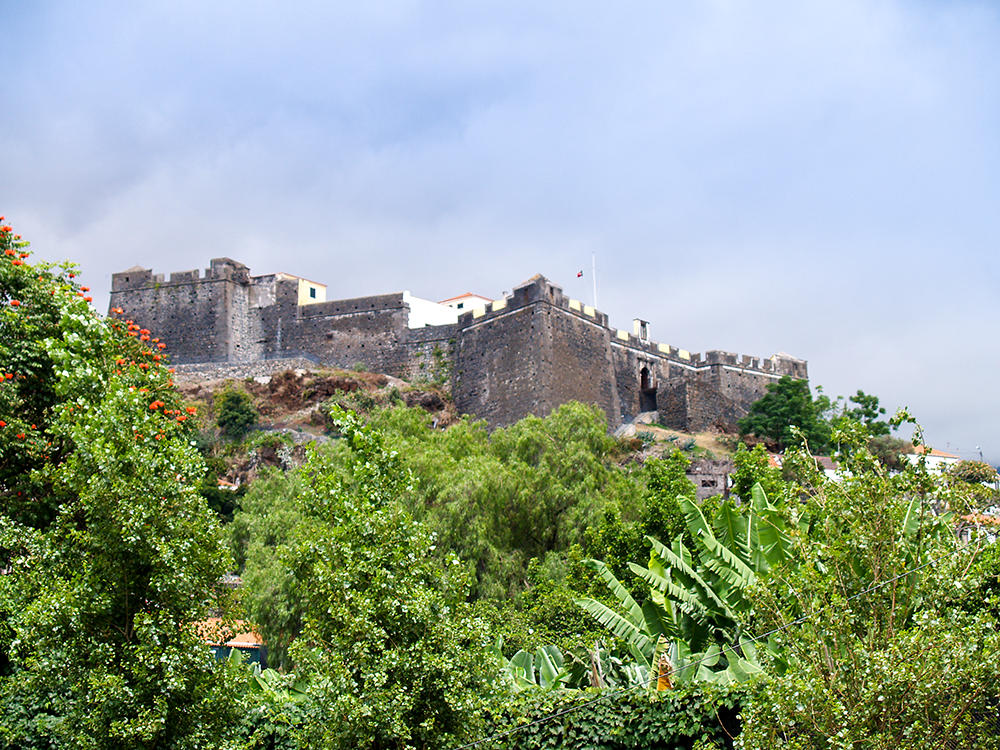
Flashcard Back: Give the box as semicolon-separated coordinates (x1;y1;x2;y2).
404;291;459;328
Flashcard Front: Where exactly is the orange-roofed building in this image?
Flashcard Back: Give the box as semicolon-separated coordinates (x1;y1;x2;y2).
906;445;961;474
195;618;267;668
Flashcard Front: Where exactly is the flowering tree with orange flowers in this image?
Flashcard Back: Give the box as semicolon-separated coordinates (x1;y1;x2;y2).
0;219;240;749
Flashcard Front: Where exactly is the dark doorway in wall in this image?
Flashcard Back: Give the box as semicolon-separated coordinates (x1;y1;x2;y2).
640;366;657;412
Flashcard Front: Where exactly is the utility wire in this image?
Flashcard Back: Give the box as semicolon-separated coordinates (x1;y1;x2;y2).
455;542;972;750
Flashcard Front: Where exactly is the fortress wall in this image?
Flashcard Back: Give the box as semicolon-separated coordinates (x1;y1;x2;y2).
657;379;740;433
111;275;237;364
256;289;457;379
657;358;808;432
542;306;619;424
226;276;258;362
609;337;672;425
109;258;810;432
259;292;410;374
453;303;546;427
399;325;458;383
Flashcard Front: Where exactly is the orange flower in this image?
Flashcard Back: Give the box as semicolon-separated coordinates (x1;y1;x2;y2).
0;421;6;427
10;300;20;306
176;415;187;422
84;296;92;302
3;249;13;256
80;286;90;292
186;406;197;414
157;342;166;349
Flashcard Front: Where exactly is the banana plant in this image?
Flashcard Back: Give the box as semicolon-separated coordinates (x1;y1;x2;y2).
494;640;573;692
578;482;792;685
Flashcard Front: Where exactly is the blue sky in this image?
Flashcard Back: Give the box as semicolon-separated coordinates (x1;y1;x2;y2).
2;0;998;462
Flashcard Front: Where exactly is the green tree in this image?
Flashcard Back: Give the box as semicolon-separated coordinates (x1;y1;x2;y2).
215;387;257;440
740;427;1000;748
584;451;693;591
839;389;890;436
738;376;831;451
949;459;999;486
868;433;913;472
730;443;785;502
284;408;500;750
0;224;239;748
369;401;634;599
229;470;311;671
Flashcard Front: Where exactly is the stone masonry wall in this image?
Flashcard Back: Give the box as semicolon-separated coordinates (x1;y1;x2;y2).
453;303;547;427
110;264;243;364
110;258;809;432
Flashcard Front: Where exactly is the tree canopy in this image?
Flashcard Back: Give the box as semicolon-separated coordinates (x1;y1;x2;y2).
0;224;239;748
738;375;832;451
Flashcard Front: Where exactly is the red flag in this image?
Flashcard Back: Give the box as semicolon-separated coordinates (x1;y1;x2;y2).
577;270;583;277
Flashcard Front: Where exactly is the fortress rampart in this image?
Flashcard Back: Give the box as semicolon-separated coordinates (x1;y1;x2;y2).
110;259;807;431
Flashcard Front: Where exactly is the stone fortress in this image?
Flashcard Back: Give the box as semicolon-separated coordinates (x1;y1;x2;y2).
109;258;807;432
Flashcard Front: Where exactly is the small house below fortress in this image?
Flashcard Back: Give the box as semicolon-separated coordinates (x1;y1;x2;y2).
109;258;808;432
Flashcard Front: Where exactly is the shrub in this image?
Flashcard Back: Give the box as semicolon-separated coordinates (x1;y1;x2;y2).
216;387;258;440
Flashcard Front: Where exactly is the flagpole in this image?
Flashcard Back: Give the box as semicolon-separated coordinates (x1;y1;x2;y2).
592;252;597;310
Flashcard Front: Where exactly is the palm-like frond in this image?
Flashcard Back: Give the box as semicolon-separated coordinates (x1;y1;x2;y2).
574;597;654;659
582;558;643;624
648;535;730;617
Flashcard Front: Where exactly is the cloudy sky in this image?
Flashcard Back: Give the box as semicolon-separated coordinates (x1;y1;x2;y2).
2;0;998;462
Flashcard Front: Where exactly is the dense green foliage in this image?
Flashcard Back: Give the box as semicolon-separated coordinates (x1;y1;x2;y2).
0;226;239;748
245;408;500;750
949;459;999;486
366;402;637;600
488;684;745;749
738;376;832;451
729;443;784;502
836;388;890;436
5;219;1000;750
739;428;1000;748
216;387;258;440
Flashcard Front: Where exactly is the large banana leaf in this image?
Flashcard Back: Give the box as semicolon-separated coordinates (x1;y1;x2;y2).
750;483;794;569
504;647;570;692
536;645;568;689
901;494;922;539
629;562;713;621
680;497;754;589
679;497;757;599
712;501;750;565
582;558;644;625
574;597;655;661
648;535;730;616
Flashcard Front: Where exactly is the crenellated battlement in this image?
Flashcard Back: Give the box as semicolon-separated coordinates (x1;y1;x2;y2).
109;259;807;431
